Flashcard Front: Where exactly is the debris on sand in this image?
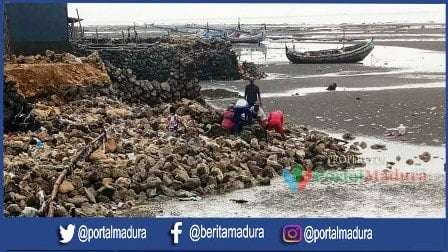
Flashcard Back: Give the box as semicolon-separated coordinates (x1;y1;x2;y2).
359;141;367;149
326;82;337;91
230;199;248;204
419;152;431;163
370;144;387;150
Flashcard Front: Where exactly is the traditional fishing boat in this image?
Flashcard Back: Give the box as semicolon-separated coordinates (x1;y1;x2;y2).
285;39;374;64
227;32;264;43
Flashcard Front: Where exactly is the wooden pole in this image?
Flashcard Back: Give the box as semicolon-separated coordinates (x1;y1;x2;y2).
95;27;99;44
4;13;12;58
76;8;83;39
133;22;138;42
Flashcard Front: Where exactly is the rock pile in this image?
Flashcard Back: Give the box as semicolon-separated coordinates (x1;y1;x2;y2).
4;95;361;217
239;61;267;80
4;78;41;132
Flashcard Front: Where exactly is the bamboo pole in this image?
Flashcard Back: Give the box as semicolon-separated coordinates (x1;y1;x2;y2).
76;8;83;39
46;130;107;217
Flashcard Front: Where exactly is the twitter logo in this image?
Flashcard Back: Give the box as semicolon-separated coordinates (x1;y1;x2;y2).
59;224;75;244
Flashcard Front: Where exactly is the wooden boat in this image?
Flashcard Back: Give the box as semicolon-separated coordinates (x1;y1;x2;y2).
285;39;374;64
227;32;264;43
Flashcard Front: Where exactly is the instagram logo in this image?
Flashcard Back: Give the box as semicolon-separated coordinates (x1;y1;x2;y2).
282;224;302;243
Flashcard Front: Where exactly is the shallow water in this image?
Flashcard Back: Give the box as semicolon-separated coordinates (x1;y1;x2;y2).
261;82;445;98
202;82;444;98
160;133;445;218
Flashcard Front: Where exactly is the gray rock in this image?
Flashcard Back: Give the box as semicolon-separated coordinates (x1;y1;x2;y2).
84;187;97;203
371;144;386;150
159;185;176;197
6;204;22;216
419;152;431;162
21;207;39;217
173;168;189;183
98;185;115;198
160;82;171;92
342;133;355;140
183;177;201;190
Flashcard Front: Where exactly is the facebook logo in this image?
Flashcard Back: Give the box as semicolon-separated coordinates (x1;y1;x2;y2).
170;222;183;244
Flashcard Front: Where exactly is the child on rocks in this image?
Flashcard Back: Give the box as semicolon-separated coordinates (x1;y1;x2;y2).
166;106;181;136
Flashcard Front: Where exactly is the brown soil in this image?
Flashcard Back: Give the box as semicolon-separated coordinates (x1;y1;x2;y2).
4;62;111;98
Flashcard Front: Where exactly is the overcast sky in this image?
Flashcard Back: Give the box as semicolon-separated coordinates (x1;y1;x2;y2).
68;4;445;26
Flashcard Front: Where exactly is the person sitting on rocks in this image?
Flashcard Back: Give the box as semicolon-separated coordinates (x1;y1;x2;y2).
166;106;181;136
221;104;236;133
252;103;267;127
233;98;251;133
266;110;285;137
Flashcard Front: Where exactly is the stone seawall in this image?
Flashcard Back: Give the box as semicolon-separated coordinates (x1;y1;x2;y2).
92;40;240;82
74;39;240;105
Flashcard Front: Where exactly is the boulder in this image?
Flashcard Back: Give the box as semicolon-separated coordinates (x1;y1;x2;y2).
58;180;75;194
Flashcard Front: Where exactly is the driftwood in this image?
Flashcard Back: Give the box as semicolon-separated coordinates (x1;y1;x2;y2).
46;129;107;217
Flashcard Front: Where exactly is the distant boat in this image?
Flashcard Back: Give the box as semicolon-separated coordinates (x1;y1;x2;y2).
227;32;264;43
285;39;374;64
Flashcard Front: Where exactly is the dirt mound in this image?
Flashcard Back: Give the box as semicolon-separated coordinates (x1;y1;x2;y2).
5;63;110;98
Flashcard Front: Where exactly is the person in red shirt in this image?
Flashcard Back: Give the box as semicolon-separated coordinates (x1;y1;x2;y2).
267;110;284;136
221;104;236;133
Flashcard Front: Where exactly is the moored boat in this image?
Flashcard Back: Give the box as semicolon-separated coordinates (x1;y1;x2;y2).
285;39;374;64
228;32;264;43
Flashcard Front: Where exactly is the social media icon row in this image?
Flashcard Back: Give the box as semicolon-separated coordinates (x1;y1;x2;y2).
59;222;301;245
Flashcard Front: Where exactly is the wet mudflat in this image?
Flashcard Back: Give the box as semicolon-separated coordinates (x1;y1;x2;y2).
160;134;445;218
161;175;445;218
194;25;446;218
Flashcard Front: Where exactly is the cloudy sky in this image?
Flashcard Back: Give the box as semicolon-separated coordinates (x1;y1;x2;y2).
68;4;445;26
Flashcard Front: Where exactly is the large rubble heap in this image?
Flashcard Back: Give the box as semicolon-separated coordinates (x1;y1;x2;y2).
4;95;363;217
